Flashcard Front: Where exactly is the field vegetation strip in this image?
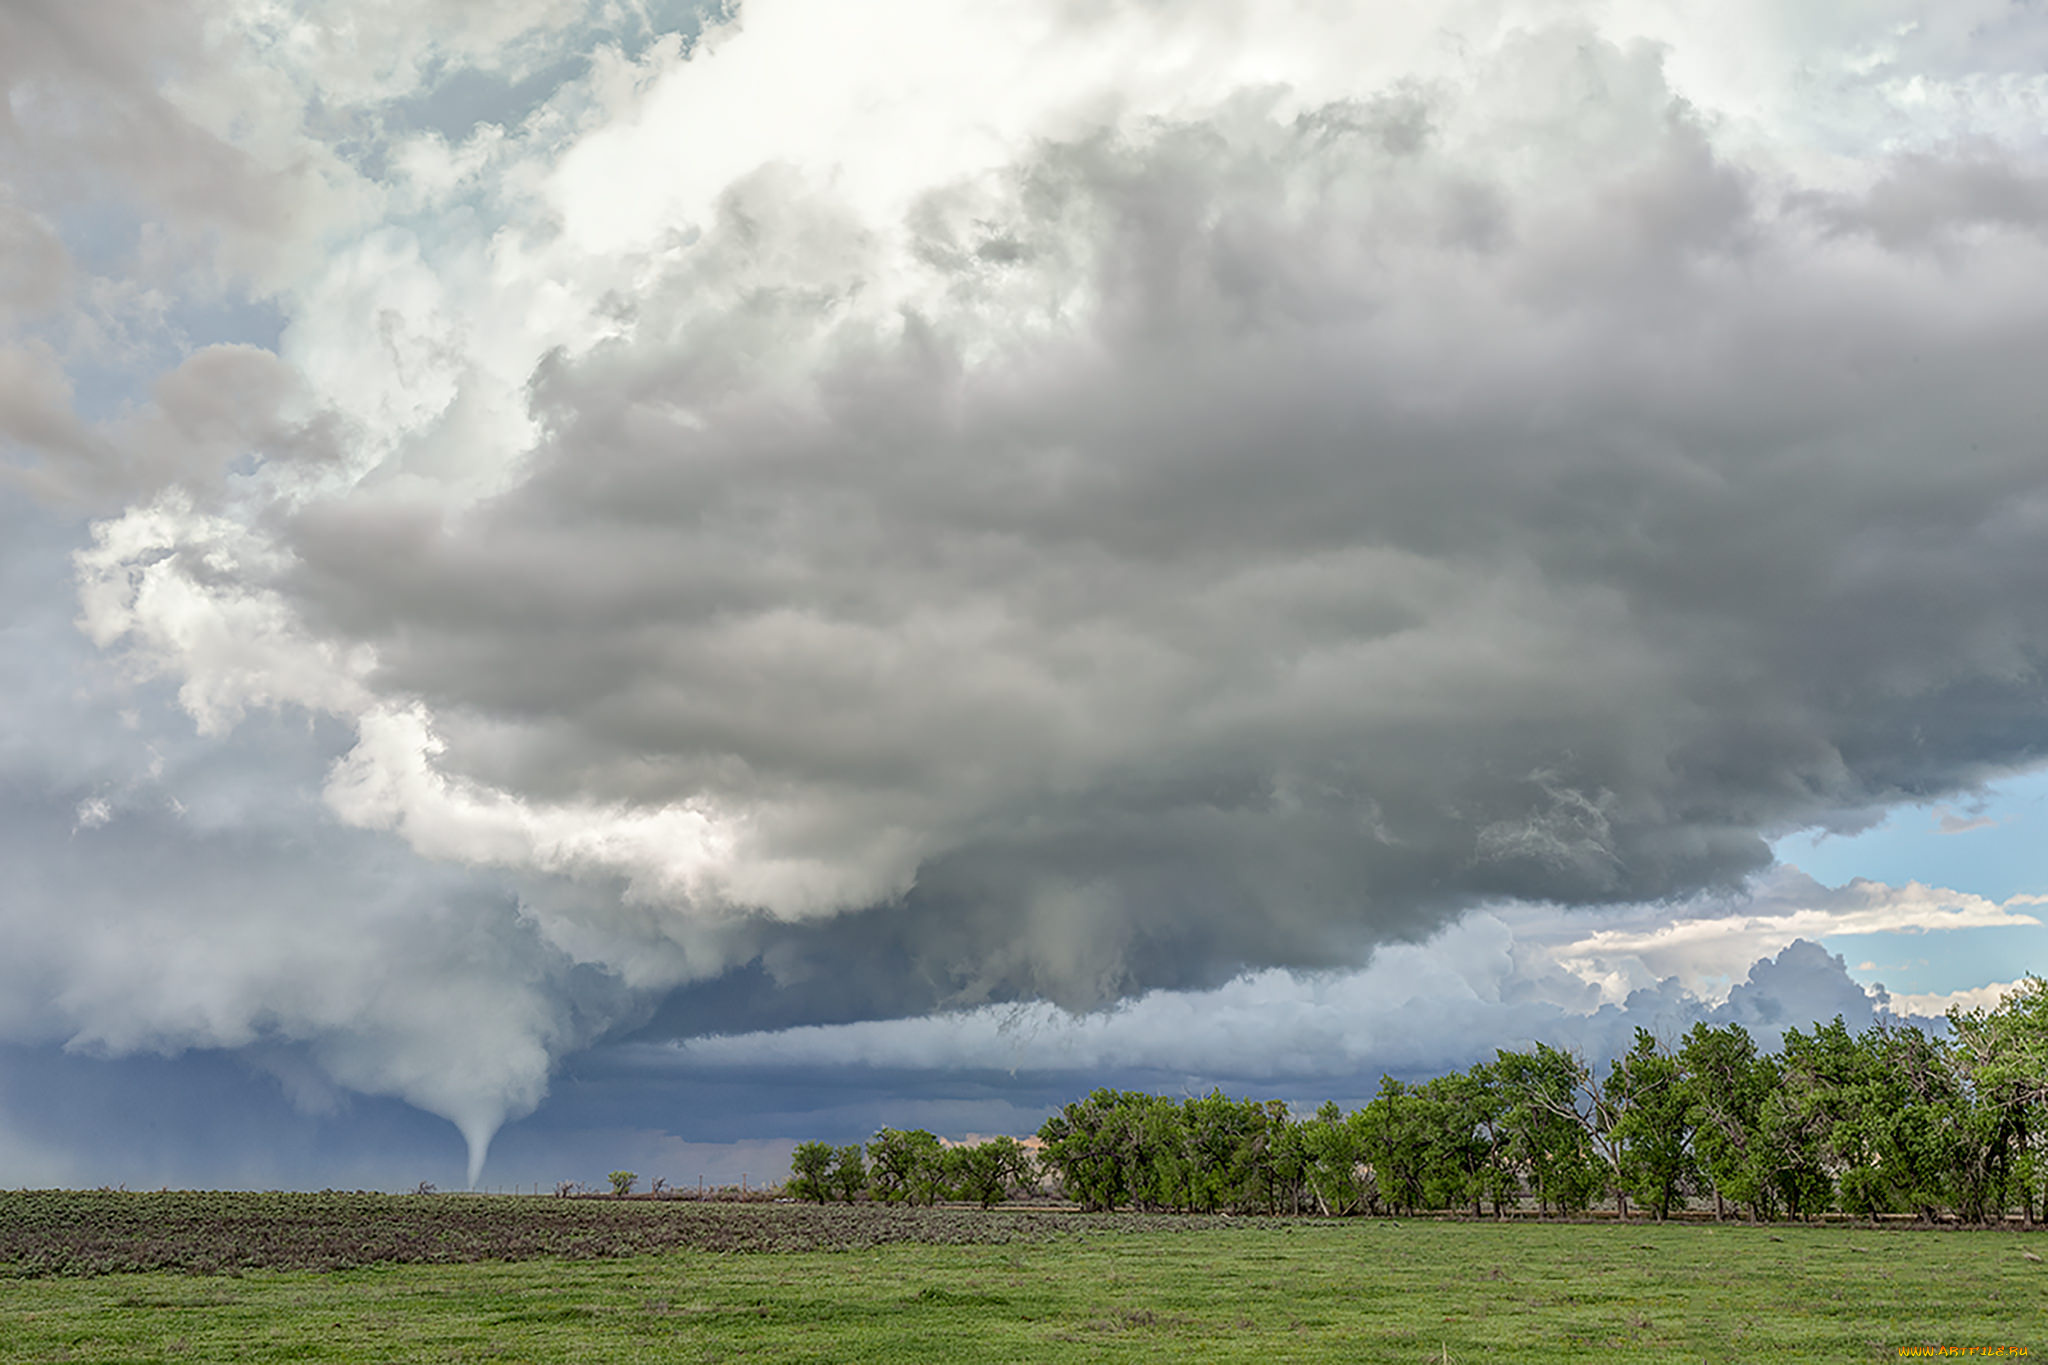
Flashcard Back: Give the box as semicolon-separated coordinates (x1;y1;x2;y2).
1;1217;2042;1362
0;1191;1275;1277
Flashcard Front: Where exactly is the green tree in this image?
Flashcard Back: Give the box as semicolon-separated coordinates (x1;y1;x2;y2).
1411;1070;1505;1216
1259;1100;1310;1216
1129;1095;1193;1211
1851;1021;1968;1223
1770;1019;1858;1220
1607;1030;1697;1220
607;1171;636;1197
866;1129;947;1205
945;1137;1035;1208
1182;1090;1262;1213
1038;1091;1145;1211
829;1144;867;1203
1300;1100;1371;1216
1494;1046;1603;1216
787;1141;835;1203
1357;1077;1428;1216
1680;1022;1777;1220
1464;1062;1520;1217
1777;1016;1973;1224
1948;977;2048;1225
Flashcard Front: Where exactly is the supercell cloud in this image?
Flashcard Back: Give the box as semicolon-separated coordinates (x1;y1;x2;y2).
4;0;2048;1181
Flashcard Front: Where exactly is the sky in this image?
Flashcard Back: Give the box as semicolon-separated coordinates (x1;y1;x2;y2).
2;0;2047;1192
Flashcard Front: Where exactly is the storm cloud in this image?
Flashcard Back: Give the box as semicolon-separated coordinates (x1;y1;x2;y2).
4;0;2048;1178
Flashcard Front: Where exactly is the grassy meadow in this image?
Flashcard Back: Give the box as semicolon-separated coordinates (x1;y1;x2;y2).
2;1198;2044;1363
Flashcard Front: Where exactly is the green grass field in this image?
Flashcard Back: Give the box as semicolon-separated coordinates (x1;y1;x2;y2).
4;1213;2044;1363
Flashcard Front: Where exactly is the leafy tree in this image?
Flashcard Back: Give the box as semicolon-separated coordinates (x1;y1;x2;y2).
1854;1021;1969;1223
1680;1022;1777;1220
1775;1016;1974;1224
1948;977;2048;1225
1038;1090;1160;1211
1357;1077;1428;1216
1494;1046;1603;1216
1608;1030;1697;1221
1183;1090;1263;1213
1411;1070;1501;1216
1257;1100;1310;1216
787;1141;835;1203
607;1171;636;1197
829;1144;867;1203
866;1129;947;1204
1464;1062;1520;1217
946;1137;1036;1208
1560;1049;1632;1219
1300;1100;1372;1216
1770;1019;1858;1220
1130;1095;1193;1212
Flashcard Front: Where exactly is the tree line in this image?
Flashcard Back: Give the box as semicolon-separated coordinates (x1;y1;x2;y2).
786;978;2048;1223
787;1130;1036;1208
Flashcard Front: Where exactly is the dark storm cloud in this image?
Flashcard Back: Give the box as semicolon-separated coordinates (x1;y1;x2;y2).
270;31;2048;1014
